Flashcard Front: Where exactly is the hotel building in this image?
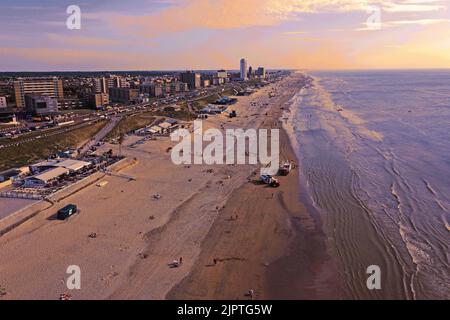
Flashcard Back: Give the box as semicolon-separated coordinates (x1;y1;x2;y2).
180;71;201;90
14;77;64;109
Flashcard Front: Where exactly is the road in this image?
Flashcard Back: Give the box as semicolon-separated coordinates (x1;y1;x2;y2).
0;120;104;150
78;116;122;154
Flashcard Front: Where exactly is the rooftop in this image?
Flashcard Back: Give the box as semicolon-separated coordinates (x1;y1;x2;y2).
30;167;70;183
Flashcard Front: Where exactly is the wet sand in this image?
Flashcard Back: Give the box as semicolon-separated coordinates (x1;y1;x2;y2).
168;74;338;300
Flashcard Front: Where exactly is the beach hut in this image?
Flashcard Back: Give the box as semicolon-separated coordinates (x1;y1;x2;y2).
0;169;22;182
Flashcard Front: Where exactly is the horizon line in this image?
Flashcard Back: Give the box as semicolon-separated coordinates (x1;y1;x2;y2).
1;67;450;74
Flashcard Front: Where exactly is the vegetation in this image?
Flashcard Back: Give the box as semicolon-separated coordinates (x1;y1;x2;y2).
105;113;156;141
191;93;222;109
191;88;237;110
0;123;91;147
150;108;195;121
58;109;97;115
0;121;106;172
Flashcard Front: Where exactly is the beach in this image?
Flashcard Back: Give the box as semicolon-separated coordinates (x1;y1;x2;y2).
168;74;338;300
0;72;336;300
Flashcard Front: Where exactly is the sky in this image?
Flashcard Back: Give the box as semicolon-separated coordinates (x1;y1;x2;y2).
0;0;449;71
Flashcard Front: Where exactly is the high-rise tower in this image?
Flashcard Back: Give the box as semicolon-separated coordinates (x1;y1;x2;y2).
240;58;248;81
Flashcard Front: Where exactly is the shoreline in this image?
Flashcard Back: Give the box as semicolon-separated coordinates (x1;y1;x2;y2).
168;73;339;299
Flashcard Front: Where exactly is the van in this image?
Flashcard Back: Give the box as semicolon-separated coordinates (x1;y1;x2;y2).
57;204;78;220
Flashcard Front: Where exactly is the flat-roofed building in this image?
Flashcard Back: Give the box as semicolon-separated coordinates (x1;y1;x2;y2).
56;159;92;172
94;76;127;94
24;167;70;187
91;93;109;109
202;79;210;87
0;169;22;182
217;69;227;79
108;76;120;89
14;77;63;109
94;77;108;94
109;87;139;103
25;94;58;116
59;98;84;110
256;67;266;78
30;158;91;174
140;83;164;97
169;81;188;93
180;71;201;90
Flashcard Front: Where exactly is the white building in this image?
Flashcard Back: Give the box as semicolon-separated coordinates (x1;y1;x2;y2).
29;159;91;175
240;58;248;81
217;69;227;78
24;167;70;187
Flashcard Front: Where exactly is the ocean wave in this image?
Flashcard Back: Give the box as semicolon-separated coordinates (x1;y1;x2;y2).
292;71;450;299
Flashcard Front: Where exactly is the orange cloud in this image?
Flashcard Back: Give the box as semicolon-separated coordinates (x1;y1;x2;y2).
109;0;371;37
2;0;449;71
109;0;448;38
111;0;283;36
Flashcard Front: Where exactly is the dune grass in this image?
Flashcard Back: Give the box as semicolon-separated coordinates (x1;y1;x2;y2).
0;121;106;172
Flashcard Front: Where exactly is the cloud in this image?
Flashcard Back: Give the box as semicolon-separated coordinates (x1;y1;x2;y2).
106;0;447;38
111;0;283;35
355;17;450;31
46;34;122;47
383;2;445;12
389;18;450;25
1;0;449;70
282;31;310;35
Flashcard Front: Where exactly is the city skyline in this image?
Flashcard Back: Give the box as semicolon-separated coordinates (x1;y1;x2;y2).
1;0;450;71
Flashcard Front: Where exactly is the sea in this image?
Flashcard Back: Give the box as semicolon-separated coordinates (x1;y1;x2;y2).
285;70;450;299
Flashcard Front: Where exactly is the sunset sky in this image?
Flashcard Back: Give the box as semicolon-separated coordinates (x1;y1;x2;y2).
1;0;449;71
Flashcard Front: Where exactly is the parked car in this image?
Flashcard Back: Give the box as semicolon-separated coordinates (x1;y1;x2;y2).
260;174;280;188
57;204;78;220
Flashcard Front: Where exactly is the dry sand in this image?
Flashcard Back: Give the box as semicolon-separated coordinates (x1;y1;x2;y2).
0;73;337;300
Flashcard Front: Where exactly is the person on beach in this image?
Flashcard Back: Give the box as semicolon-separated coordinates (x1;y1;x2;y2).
179;257;183;265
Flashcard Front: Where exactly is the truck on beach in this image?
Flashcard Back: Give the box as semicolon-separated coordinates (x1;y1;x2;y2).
278;160;293;176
